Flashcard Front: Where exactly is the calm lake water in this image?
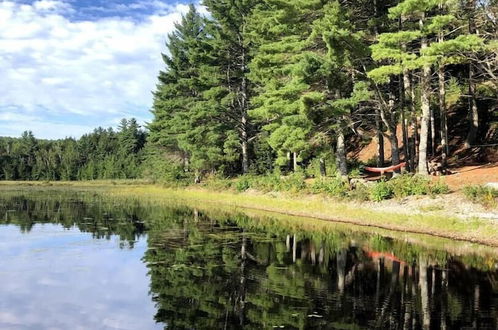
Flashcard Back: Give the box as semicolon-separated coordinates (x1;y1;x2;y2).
0;190;497;329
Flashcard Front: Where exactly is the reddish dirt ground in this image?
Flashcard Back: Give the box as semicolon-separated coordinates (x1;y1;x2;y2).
441;164;498;190
351;124;498;190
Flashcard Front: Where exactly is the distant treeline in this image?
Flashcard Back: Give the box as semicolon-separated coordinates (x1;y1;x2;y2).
0;119;146;181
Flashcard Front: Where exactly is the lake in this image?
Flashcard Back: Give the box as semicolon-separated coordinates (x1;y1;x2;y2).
0;189;497;329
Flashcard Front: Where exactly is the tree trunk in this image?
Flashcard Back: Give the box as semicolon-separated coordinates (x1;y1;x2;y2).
418;17;430;175
241;115;249;174
438;5;449;169
389;94;401;168
373;0;385;168
465;63;479;148
239;32;250;174
375;109;385;167
430;105;436;157
438;65;449;168
293;152;298;172
465;0;479;149
319;158;327;177
379;93;400;168
335;125;348;178
403;70;416;172
240;78;250;173
400;89;409;166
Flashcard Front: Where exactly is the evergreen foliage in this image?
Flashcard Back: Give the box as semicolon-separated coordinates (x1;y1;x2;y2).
0;119;146;181
2;0;497;182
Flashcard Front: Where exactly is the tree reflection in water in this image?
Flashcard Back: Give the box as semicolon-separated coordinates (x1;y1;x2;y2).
1;191;497;329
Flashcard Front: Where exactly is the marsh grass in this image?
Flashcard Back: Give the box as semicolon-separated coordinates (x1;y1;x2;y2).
463;185;498;208
2;184;497;269
1;180;496;247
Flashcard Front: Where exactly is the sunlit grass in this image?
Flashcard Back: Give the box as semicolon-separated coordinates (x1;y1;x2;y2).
2;181;498;248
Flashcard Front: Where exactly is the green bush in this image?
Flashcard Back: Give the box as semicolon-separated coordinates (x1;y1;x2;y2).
235;176;251;192
387;175;450;199
204;178;233;191
370;180;394;202
277;172;307;192
463;185;498;208
347;184;370;201
310;177;349;197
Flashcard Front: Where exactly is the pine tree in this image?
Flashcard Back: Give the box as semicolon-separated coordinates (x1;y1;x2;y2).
247;0;320;171
300;1;371;178
149;5;238;180
203;0;261;174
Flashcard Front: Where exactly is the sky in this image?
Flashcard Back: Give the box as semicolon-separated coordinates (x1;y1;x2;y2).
0;0;202;139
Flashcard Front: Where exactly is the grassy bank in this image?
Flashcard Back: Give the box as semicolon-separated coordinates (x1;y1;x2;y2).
1;180;498;247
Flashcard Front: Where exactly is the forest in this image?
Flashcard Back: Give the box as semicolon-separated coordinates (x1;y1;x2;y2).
1;0;497;182
148;0;497;180
0;119;146;181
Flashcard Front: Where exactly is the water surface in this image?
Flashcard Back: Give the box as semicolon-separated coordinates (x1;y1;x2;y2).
0;190;497;329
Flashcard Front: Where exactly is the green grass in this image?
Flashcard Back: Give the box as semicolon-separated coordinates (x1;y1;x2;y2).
463;185;498;208
2;184;498;268
1;180;496;247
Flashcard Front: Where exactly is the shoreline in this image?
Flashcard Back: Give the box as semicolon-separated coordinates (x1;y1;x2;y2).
1;180;498;247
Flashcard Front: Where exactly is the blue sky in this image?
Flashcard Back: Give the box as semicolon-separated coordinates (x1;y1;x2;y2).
0;0;201;139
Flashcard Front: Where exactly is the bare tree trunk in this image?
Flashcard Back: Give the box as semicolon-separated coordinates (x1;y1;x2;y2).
438;65;449;168
293;152;298;172
465;0;479;148
239;30;250;174
418;16;431;175
379;94;400;167
430;105;436;157
438;5;449;168
373;0;385;168
398;20;409;167
400;88;409;165
376;109;385;167
241;114;249;174
404;70;416;172
336;125;348;178
389;94;401;167
319;158;327;177
240;66;250;174
465;63;479;148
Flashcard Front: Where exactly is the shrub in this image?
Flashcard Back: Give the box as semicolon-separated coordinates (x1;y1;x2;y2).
429;180;451;195
348;183;370;201
388;175;450;199
310;177;349;198
204;178;233;191
235;176;251;192
278;172;307;192
463;185;498;208
370;180;394;201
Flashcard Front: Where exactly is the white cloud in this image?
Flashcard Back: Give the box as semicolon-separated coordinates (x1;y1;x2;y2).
0;1;196;139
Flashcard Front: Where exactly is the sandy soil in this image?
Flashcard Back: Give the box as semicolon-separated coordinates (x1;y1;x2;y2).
363;192;498;222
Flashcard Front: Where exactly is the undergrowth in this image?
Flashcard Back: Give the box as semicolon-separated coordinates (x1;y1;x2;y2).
463;185;498;208
202;173;450;202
